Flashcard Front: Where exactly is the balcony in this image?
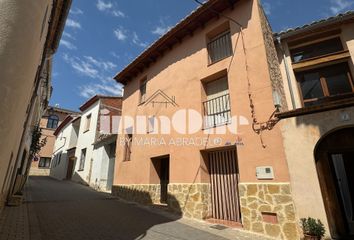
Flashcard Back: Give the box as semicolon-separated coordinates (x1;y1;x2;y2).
203;94;231;128
207;31;232;64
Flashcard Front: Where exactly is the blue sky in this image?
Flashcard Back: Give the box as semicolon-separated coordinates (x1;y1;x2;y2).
50;0;354;111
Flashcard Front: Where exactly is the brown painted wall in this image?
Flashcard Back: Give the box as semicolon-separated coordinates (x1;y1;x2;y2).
114;0;290;185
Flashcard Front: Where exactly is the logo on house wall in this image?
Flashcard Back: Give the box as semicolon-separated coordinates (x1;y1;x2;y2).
144;89;178;108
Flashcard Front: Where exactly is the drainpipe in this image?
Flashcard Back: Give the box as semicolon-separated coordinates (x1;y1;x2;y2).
277;37;296;110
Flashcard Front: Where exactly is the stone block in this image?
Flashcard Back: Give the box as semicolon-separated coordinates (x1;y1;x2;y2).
265;224;281;237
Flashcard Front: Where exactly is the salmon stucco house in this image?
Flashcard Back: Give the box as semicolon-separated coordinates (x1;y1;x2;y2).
112;0;299;239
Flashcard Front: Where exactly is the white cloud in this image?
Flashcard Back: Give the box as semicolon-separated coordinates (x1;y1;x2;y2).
110;52;120;60
132;32;148;48
62;53;122;98
152;26;172;36
79;83;122;98
151;18;172;36
113;10;125;18
60;39;77;50
96;0;125;18
63;54;98;78
262;2;271;15
97;0;113;11
84;56;117;71
66;19;81;29
114;28;127;41
63;32;76;40
70;8;84;15
330;0;353;14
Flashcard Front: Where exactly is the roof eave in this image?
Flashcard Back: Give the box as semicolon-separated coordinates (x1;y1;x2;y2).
114;0;240;85
48;0;73;53
275;11;354;40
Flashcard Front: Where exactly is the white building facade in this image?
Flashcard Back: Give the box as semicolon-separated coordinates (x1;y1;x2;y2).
71;96;121;192
50;116;81;180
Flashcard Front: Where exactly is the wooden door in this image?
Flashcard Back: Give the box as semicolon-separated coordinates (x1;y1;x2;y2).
160;157;169;204
66;157;75;180
209;148;240;222
331;152;354;235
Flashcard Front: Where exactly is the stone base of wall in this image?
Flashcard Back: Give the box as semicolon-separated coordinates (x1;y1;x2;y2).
168;183;210;219
112;184;161;205
29;168;50;176
112;183;210;219
239;183;300;240
112;183;300;239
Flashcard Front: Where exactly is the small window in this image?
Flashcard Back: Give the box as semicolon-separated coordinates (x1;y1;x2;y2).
147;116;155;133
124;134;133;161
85;114;91;132
139;78;147;104
203;76;231;128
207;31;233;64
296;62;354;107
47;115;59;129
290;37;344;63
38;157;51;168
79;148;87;171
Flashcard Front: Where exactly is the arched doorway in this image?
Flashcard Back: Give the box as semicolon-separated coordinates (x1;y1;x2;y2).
315;127;354;239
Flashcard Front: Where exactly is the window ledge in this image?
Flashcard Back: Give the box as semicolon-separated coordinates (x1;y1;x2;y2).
207;55;232;67
276;94;354;119
292;50;350;71
202;121;232;130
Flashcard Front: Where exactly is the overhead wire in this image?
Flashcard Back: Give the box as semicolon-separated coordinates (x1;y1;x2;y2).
192;0;280;148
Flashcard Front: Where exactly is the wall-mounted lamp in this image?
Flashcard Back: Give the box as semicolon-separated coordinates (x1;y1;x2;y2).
272;91;282;112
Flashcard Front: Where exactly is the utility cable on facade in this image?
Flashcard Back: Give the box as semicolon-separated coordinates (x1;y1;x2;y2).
193;0;279;148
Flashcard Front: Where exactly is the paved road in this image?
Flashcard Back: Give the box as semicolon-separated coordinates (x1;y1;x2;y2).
0;177;270;240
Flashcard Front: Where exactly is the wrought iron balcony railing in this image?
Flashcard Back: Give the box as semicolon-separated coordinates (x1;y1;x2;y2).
203;94;231;128
207;31;233;64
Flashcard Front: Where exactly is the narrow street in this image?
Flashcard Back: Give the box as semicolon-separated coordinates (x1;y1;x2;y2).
0;177;269;240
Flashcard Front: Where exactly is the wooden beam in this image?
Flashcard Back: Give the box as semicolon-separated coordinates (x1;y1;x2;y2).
292;51;351;71
148;57;156;63
175;37;182;44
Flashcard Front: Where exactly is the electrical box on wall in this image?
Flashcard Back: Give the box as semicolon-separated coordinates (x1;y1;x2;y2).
256;166;274;180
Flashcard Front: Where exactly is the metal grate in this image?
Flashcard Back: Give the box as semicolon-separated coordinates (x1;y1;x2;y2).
207;31;232;64
203;94;231;129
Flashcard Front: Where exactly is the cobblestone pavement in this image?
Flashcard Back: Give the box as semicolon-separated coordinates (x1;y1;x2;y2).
0;177;272;240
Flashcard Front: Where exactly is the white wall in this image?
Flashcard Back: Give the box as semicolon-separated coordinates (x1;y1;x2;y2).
91;143;115;191
73;101;100;185
50;122;76;180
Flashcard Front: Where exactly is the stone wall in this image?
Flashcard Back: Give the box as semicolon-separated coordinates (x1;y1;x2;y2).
112;184;161;205
258;1;288;111
168;183;210;219
29;168;50;176
112;183;211;219
239;183;300;240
